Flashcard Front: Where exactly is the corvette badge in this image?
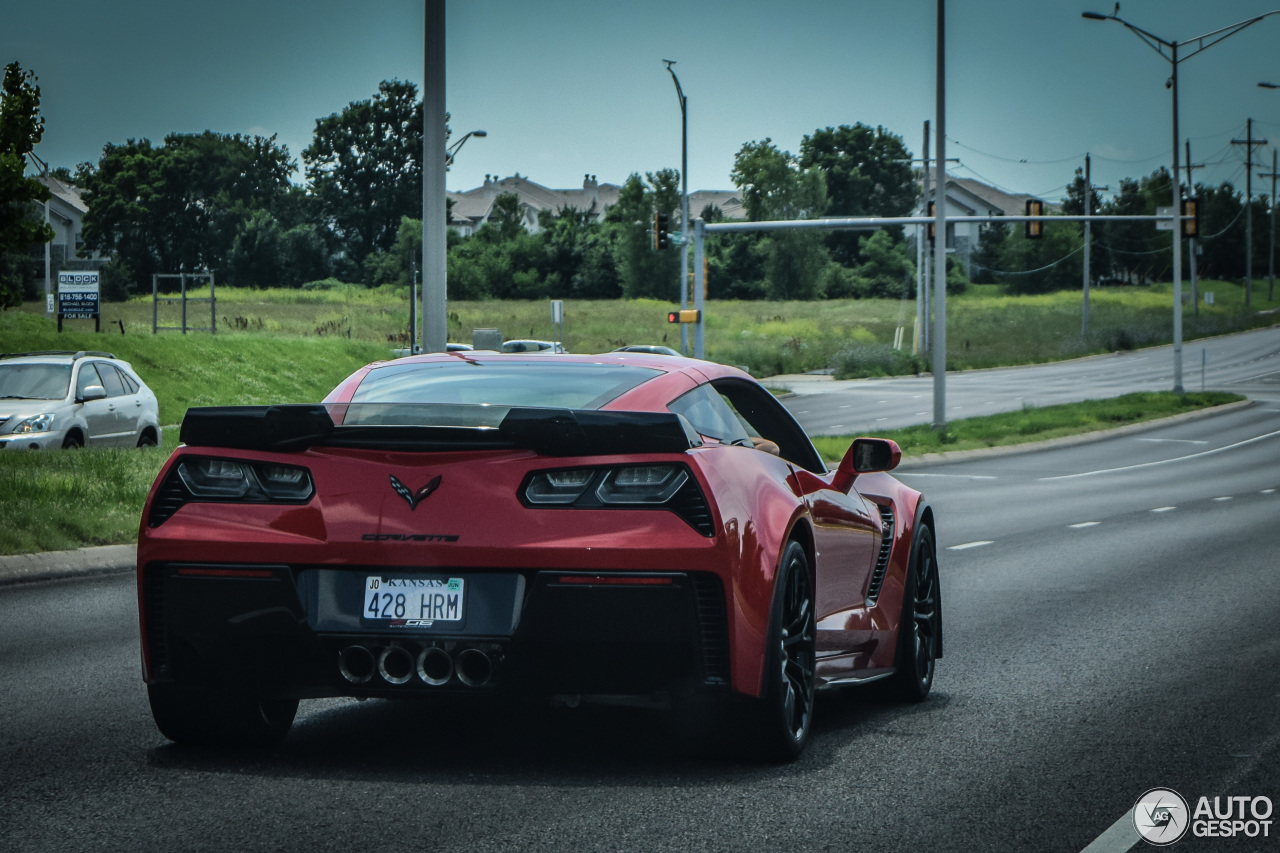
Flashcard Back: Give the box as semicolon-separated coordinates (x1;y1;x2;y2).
389;474;442;510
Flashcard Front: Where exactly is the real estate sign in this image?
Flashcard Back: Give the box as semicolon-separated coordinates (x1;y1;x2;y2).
57;272;100;320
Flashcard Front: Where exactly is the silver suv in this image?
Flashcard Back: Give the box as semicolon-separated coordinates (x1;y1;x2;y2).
0;351;162;450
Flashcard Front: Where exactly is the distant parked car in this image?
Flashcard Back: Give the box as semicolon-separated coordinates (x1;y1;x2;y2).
501;339;567;353
613;345;682;357
0;350;162;450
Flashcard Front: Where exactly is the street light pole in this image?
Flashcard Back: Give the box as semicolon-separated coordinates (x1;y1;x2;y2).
1083;8;1280;393
664;60;690;356
445;130;487;168
933;0;947;430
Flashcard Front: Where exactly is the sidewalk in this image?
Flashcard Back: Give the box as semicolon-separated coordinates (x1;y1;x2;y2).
0;544;135;587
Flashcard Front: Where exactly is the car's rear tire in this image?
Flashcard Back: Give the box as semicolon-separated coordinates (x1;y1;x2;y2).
742;540;816;761
136;429;158;448
61;432;83;449
148;683;298;747
883;525;939;702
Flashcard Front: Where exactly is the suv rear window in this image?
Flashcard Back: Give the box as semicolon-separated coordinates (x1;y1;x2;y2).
351;361;660;410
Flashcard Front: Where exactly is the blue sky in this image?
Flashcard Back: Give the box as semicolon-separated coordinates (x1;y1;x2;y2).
7;0;1280;202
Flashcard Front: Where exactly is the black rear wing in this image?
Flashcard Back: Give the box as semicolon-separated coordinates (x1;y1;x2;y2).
179;404;703;456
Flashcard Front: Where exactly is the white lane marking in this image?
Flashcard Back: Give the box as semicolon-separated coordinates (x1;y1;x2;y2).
1080;808;1140;853
1039;428;1280;480
915;411;928;415
875;417;888;422
1069;521;1101;528
830;424;845;429
1224;369;1280;384
912;395;922;399
1151;506;1177;513
897;473;998;480
877;400;887;404
1213;496;1233;502
1136;438;1208;444
949;541;993;550
839;404;851;409
1263;489;1277;494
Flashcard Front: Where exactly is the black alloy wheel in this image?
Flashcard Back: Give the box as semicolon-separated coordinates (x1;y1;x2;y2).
750;540;816;760
886;525;939;701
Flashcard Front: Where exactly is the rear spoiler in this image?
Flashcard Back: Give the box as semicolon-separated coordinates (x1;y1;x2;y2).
179;404;703;456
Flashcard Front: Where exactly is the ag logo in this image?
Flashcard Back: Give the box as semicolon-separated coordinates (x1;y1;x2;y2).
389;474;442;511
1133;788;1190;846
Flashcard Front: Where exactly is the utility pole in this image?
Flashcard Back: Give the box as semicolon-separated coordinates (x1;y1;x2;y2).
421;0;448;352
1261;148;1279;303
933;0;947;430
921;120;931;354
1185;140;1204;316
664;60;691;355
1082;154;1108;336
1232;118;1267;307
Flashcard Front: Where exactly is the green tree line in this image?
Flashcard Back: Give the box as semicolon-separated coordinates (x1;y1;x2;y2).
3;63;1276;306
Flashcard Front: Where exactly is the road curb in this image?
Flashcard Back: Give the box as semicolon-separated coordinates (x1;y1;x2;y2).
0;544;135;588
896;399;1254;469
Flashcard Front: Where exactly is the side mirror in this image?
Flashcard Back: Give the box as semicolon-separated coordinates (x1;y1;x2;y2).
78;385;107;403
831;437;902;493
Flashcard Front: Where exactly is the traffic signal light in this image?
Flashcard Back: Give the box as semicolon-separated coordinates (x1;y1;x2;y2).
1181;198;1200;238
667;309;700;324
1025;199;1044;239
653;212;669;250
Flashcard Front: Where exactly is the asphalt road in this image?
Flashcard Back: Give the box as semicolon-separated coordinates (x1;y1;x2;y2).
2;402;1277;852
782;323;1280;435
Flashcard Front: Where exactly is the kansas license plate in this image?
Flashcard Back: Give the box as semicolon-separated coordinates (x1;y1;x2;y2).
364;576;464;625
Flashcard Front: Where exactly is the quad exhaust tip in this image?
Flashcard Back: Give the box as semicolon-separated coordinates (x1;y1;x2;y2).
338;645;375;684
455;648;493;688
417;646;454;686
339;643;495;688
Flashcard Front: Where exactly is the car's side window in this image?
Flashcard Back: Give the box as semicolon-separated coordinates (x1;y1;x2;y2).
668;384;752;446
95;363;127;398
117;370;140;394
713;379;827;473
75;363;103;399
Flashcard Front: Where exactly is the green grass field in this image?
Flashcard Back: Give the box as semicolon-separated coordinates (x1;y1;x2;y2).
1;283;1271;555
15;277;1279;379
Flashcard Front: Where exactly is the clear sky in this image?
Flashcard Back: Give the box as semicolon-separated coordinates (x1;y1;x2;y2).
7;0;1280;203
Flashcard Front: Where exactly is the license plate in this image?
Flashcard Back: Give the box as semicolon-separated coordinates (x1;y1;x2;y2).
364;576;464;626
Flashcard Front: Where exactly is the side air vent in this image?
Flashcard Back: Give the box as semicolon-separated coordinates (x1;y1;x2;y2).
670;477;715;536
690;573;730;685
147;469;188;527
865;504;895;606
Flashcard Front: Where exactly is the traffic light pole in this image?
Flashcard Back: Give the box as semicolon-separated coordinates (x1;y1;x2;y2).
694;218;706;359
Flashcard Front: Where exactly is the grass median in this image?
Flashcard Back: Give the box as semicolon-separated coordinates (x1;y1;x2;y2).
810;391;1244;463
0;391;1244;556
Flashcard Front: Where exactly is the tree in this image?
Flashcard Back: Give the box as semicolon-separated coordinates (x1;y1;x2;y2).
1063;165;1107;284
81;132;294;291
729;139;829;299
303;80;429;279
605;171;681;300
799;124;915;266
0;62;54;308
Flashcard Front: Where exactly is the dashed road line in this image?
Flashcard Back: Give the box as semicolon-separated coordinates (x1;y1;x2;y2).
1069;521;1101;529
948;541;993;551
1136;438;1208;444
1213;496;1234;502
1080;808;1140;853
1263;489;1276;495
1151;506;1177;513
1039;428;1280;480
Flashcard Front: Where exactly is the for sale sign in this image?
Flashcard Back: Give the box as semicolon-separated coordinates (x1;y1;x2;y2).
57;272;100;320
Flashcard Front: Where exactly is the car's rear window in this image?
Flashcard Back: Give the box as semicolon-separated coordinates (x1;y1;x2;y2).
0;363;71;400
350;360;660;410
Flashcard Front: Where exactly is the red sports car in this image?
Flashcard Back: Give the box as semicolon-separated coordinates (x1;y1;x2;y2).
137;352;940;759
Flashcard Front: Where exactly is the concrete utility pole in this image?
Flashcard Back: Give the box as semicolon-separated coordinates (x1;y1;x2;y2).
1261;148;1279;303
921;121;931;354
1185;140;1204;316
933;0;947;430
1082;154;1108;336
1232;118;1267;308
422;0;448;353
664;60;691;356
